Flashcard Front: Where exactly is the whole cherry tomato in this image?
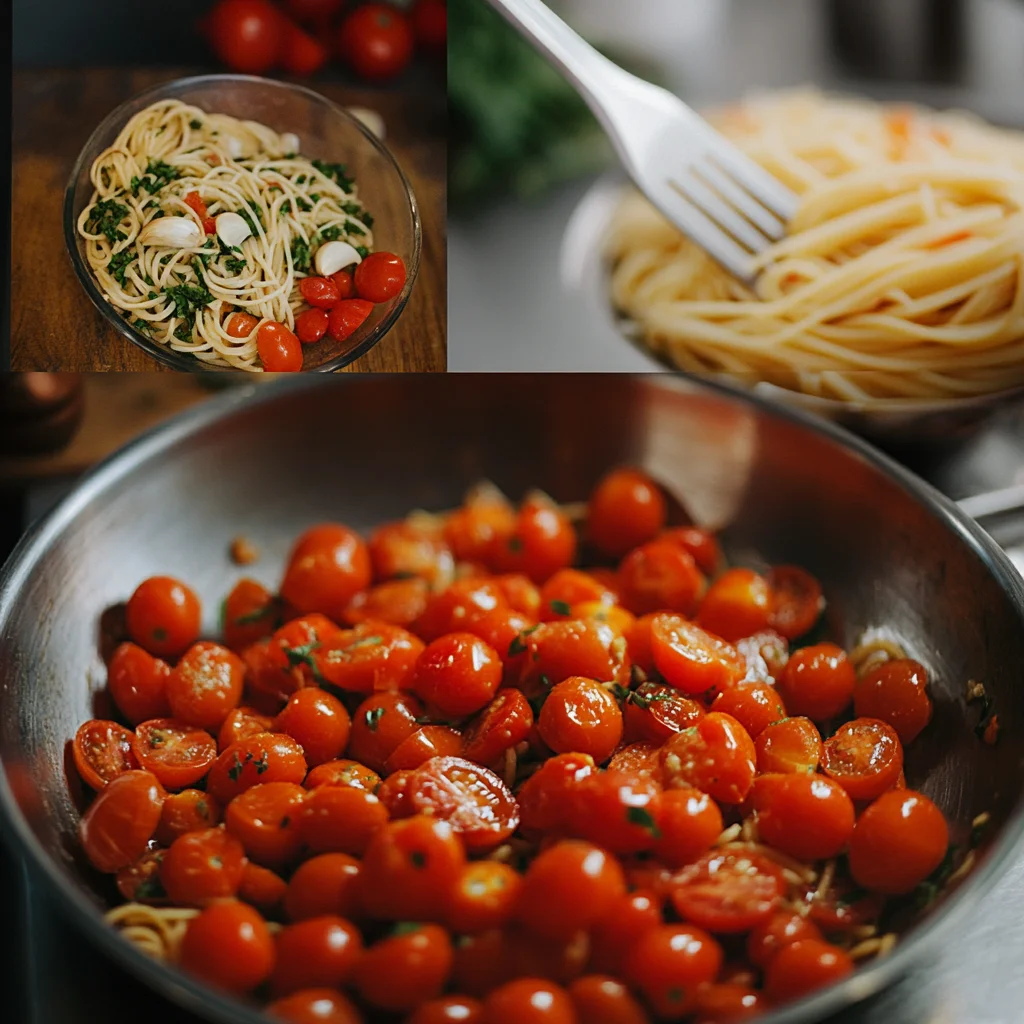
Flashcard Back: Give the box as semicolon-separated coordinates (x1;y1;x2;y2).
79;770;165;872
712;681;786;738
267;989;363;1024
226;312;260;338
482;979;577;1024
589;890;662;974
538;676;623;764
746;911;822;969
282;21;330;77
660;712;756;804
764;939;853;1004
258;321;303;372
752;772;855;861
295;308;329;344
207;0;283;75
156;788;221;846
226;781;307;867
107;643;172;725
409;996;484;1024
356;924;453;1012
179;899;275;994
284;852;363;922
125;575;201;658
280;523;371;622
619;540;705;617
448;861;522;934
160;826;246;904
777;642;856;722
384;725;464;773
347;690;425;772
854;658;933;744
273;688;351;766
412;632;502;717
207;732;307;804
299;276;342;309
338;4;415;82
355;252;408;303
587;467;666;559
625;924;723;1016
327;298;374;341
222;578;280;651
299;784;387;856
568;976;647;1024
239;862;288;913
167;641;245;730
271;915;363;996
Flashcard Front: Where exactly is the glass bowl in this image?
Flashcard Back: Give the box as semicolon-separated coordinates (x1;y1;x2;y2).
63;74;422;373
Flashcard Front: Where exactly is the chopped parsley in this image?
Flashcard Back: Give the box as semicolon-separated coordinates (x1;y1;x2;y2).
355;245;370;259
130;160;180;197
234;600;280;626
342;201;373;227
549;599;571;616
190;119;203;130
365;706;386;732
290;237;312;273
915;844;958;909
131;318;152;335
627;688;674;711
346;221;366;237
253;753;269;775
164;281;214;340
224;256;247;274
312;159;354;191
107;249;136;286
508;625;539;658
282;640;326;683
227;751;252;782
238;207;260;236
86;197;129;244
319;226;344;243
626;806;662;839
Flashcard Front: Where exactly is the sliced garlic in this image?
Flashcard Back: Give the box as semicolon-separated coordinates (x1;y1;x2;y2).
216;212;253;247
314;240;363;276
347;107;385;140
138;217;203;249
280;132;301;154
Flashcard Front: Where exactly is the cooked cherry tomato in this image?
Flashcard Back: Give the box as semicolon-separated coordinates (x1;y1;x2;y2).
239;862;289;913
444;498;517;567
280;524;371;622
625;924;723;1016
327;298;374;341
660;712;756;804
267;988;363;1024
299;784;387;855
271;915;363;996
698;568;772;642
347;690;425;772
540;569;617;619
651;614;744;696
73;719;138;791
295;308;330;344
462;688;534;766
670;850;785;934
79;770;165;872
330;269;355;299
517;752;596;838
284;852;363;922
305;758;381;792
116;848;167;903
206;0;283;74
448;861;523;934
566;976;645;1024
344;577;430;628
753;772;854;861
482;979;577;1024
207;732;307;803
713;681;786;738
607;741;661;780
160;825;246;904
408;995;484;1024
167;641;244;730
520;619;628;694
415;579;507;642
821;718;904;801
589;890;662;975
281;20;330;76
376;767;415;817
854;658;932;744
746;911;822;969
655;787;723;868
587;468;667;558
385;725;464;773
258;321;303;372
356;923;453;1011
569;769;661;855
694;983;765;1022
226;312;260;338
317;621;423;694
752;716;820;777
156;788;221;846
223;579;280;651
274;688;351;766
132;718;218;789
848;789;949;894
777;643;855;722
369;520;454;587
125;575;201;658
354;252;407;303
661;526;722;577
180;899;275;994
107;643;172;725
538;676;623;764
360;816;466;921
572;601;634;635
764;939;853;1004
299;276;342;310
226;781;307;867
411;0;448;52
768;566;824;641
412;632;502;717
619;540;706;617
491;496;577;585
338;4;415;81
622;681;705;744
246;614;341;702
219;706;274;751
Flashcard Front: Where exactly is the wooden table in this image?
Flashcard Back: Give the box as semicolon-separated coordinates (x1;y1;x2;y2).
11;68;446;373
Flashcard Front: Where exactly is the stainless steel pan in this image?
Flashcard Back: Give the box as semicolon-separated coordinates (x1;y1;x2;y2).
2;375;1024;1024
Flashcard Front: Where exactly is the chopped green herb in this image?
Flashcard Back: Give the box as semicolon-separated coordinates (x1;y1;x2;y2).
626;806;662;838
312;159;354;191
164;281;214;339
341;201;373;228
131;318;152;335
234;600;280;626
550;599;571;616
309;193;321;203
253;753;269;775
355;245;370;259
238;207;260;236
365;706;386;732
609;682;631;702
280;200;292;215
508;625;539;658
283;640;326;684
134;874;167;901
227;752;246;782
196;799;209;818
86;197;129;244
319;225;344;243
190;119;203;130
409;851;427;868
392;921;423;935
346;221;366;237
224;256;247;274
107;249;136;286
627;689;673;711
914;844;958;909
291;237;312;273
131;160;180;197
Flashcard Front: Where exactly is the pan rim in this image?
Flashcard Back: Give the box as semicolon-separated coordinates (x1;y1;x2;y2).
2;373;1023;1024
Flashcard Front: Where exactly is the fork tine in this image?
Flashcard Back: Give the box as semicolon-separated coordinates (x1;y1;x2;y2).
703;138;800;222
671;173;772;254
690;159;788;241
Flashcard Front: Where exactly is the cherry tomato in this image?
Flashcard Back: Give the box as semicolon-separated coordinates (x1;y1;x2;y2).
569;769;661;855
736;629;790;683
295;308;330;344
246;614;341;702
572;601;634;635
317;621;423;695
226;781;307;867
179;899;275;994
415;578;507;642
753;772;854;861
305;758;381;792
607;740;662;779
369;519;454;586
411;0;448;52
338;4;415;81
282;21;329;76
284;0;345;28
655;787;723;868
821;718;904;801
223;578;280;651
360;816;466;921
540;569;615;617
694;984;765;1021
239;862;289;913
156;788;221;846
357;924;454;1011
622;681;705;744
619;540;706;617
589;890;662;975
660;712;756;804
764;939;853;1004
777;643;856;722
167;641;244;730
746;911;822;969
207;732;307;804
768;566;824;641
345;577;430;628
347;690;425;772
444;499;516;566
183;191;212;233
462;688;534;766
219;706;275;752
538;676;623;764
848;790;949;894
299;785;387;856
670;850;785;934
492;496;578;585
226;312;260;338
116;848;167;903
385;725;464;773
520;619;628;694
586;467;666;559
411;633;502;717
713;681;786;738
327;298;374;341
448;861;523;934
207;0;283;74
698;568;772;642
268;989;363;1024
284;852;363;922
258;321;303;372
568;975;647;1024
625;924;723;1016
107;643;172;725
651;614;744;696
271;916;363;996
482;979;578;1024
661;526;721;577
755;716;822;775
517;752;596;837
280;524;371;622
73;719;138;791
354;251;407;303
409;996;484;1024
299;276;342;310
132;718;218;789
79;770;165;872
854;658;932;744
125;575;201;658
160;826;246;904
274;688;350;766
330;269;355;299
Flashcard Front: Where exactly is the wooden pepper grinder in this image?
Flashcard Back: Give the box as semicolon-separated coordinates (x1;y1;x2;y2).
0;374;85;457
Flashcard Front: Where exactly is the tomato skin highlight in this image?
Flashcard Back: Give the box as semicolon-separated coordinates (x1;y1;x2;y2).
854;658;933;744
588;468;667;559
753;772;855;861
299;276;342;310
355;924;454;1011
167;641;245;730
280;524;371;623
698;568;773;642
538;675;623;765
160;826;247;905
624;923;724;1016
777;642;856;723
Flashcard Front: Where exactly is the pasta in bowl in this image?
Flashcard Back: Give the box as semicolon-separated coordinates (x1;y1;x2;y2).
65;75;420;372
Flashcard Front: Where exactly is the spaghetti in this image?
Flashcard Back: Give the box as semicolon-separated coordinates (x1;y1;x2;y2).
607;90;1024;403
77;99;374;371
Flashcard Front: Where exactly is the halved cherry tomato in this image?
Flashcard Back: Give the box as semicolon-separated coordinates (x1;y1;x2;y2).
821;717;904;801
317;621;424;694
107;642;172;725
125;575;201;659
271;915;363;997
589;890;662;975
280;524;371;623
226;780;307;867
651;614;744;696
347;690;425;772
752;772;854;861
356;923;453;1012
670;850;785;934
258;321;303;372
219;706;274;751
384;725;464;773
79;770;165;872
299;276;342;309
298;784;387;855
746;911;822;969
625;924;723;1016
569;769;661;855
764;939;853;1004
156;788;221;846
660;712;756;804
777;643;855;722
587;468;667;559
73;719;138;791
161;826;246;905
327;299;374;341
768;566;824;640
448;861;523;935
284;852;363;922
462;688;534;766
713;681;786;738
412;632;502;717
538;676;623;764
207;732;307;803
132;718;218;790
519;619;628;694
226;312;260;338
622;681;705;744
167;641;245;730
354;251;407;303
619;540;706;617
698;568;772;642
223;579;280;651
655;787;723;868
854;658;932;744
273;688;351;766
755;716;822;775
295;308;329;344
305;758;381;792
179;899;275;995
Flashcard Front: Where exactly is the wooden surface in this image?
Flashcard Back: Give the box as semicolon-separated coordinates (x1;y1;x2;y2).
11;68;446;373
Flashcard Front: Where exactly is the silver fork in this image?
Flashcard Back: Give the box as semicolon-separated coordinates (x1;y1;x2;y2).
486;0;800;282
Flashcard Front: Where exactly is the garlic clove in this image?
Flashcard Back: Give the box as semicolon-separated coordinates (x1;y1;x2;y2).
138;216;203;249
314;240;363;276
280;132;301;155
346;107;385;141
217;211;254;247
223;134;245;159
